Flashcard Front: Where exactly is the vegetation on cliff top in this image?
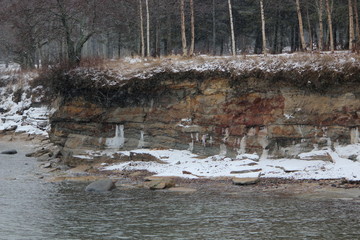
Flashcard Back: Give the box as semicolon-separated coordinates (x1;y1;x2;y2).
31;53;360;103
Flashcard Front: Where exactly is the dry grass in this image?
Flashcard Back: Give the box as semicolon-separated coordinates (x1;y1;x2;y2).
85;52;360;80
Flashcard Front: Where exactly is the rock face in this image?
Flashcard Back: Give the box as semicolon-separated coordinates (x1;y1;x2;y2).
49;70;360;166
85;179;116;192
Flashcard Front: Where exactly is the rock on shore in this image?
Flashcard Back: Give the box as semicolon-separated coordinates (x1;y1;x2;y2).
85;179;116;192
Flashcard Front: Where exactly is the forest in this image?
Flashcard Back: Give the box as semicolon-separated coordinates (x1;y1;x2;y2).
0;0;359;69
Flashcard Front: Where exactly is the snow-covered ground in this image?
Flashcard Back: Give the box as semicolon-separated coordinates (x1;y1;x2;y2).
72;143;360;181
0;64;51;136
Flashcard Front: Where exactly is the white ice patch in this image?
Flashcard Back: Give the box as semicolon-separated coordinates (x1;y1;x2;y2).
100;143;360;180
106;125;125;149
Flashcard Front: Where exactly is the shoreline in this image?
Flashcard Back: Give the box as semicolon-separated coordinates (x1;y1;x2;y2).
2;132;360;201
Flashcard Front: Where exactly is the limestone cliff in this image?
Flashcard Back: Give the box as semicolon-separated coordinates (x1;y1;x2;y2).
49;66;360;166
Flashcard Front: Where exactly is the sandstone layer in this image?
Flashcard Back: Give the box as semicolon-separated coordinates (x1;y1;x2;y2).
49;70;360;166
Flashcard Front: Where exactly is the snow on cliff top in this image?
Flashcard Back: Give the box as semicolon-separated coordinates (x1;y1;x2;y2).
71;52;360;84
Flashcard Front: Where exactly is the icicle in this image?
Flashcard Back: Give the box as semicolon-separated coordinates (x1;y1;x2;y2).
351;127;359;144
138;131;145;148
219;144;227;156
209;136;214;145
106;124;125;149
188;140;194;152
260;149;269;160
222;128;229;142
201;134;207;147
238;135;247;155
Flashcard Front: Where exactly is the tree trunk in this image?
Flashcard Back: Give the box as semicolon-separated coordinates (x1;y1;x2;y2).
139;0;145;57
167;14;172;55
296;0;307;51
180;0;187;56
189;0;195;56
212;0;216;55
325;0;334;52
317;0;324;50
272;9;279;54
349;0;355;50
354;0;360;40
228;0;236;56
260;0;267;56
154;0;160;57
118;32;122;58
145;0;150;57
306;4;313;51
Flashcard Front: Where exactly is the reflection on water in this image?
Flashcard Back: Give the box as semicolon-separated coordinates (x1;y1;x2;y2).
1;141;360;239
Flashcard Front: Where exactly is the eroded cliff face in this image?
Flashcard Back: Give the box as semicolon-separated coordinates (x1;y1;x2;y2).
49;71;360;165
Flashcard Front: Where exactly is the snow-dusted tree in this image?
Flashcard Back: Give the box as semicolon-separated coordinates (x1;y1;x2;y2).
139;0;145;57
260;0;267;56
295;0;307;51
180;0;187;56
228;0;236;56
325;0;334;52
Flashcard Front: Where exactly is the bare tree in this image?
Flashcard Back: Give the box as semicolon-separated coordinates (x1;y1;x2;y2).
212;0;216;55
354;0;360;40
260;0;267;56
317;0;324;50
139;0;145;57
228;0;235;56
145;0;150;57
180;0;187;56
349;0;355;50
189;0;195;56
325;0;334;52
296;0;307;51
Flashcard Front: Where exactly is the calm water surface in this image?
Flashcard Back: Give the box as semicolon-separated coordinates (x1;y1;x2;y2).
1;140;360;240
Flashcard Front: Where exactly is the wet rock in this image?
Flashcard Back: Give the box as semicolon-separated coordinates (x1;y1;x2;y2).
42;162;52;168
4;125;17;131
230;169;262;174
349;155;358;161
85;179;117;192
26;148;51;158
168;187;197;193
129;152;166;164
144;179;175;190
232;177;260;185
1;149;17;155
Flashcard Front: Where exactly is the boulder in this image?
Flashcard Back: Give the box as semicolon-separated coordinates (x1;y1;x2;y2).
348;155;358;161
85;179;117;192
1;149;17;155
144;179;175;190
232;177;260;185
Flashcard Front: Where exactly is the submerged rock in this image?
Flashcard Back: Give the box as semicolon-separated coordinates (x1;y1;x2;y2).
85;179;116;192
1;149;17;155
